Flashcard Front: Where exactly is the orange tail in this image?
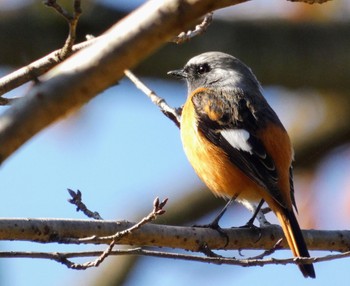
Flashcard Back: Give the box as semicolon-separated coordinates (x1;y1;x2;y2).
275;207;316;278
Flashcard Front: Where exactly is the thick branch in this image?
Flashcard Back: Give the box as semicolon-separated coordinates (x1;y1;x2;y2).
0;0;246;165
0;36;98;98
0;218;348;252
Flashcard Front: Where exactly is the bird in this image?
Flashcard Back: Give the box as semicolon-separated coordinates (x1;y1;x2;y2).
168;51;315;278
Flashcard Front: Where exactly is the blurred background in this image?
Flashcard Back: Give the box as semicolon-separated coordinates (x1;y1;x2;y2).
0;0;349;285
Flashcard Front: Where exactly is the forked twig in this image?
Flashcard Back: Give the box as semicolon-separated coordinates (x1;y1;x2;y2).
44;0;82;59
60;197;168;269
67;189;103;220
171;12;213;44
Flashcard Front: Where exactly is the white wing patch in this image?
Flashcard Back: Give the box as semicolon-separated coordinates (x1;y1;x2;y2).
221;129;252;154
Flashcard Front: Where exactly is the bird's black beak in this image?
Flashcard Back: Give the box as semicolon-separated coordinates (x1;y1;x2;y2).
167;69;188;79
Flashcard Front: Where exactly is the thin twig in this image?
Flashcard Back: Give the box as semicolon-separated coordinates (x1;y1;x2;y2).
199;243;225;258
44;0;72;19
88;197;168;243
57;197;168;269
67;189;103;220
124;70;182;128
0;36;98;100
249;238;283;260
0;1;84;104
125;15;213;126
44;0;82;59
1;247;349;270
171;12;213;44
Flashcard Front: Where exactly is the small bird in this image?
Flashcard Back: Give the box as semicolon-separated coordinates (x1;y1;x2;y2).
168;51;315;278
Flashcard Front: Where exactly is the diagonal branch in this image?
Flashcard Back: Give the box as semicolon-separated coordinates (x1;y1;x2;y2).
0;36;98;99
0;0;248;165
124;70;182;127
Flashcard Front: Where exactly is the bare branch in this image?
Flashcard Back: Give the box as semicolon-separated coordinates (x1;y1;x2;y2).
249;238;283;260
0;246;349;270
0;0;250;164
67;189;103;220
0;217;349;253
55;197;167;269
44;0;82;59
124;70;182;127
171;12;213;44
0;1;82;102
44;0;74;20
98;197;168;242
0;36;98;100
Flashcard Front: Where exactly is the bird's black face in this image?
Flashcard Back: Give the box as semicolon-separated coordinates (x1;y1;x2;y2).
168;62;211;78
168;51;261;94
168;61;214;93
183;62;211;78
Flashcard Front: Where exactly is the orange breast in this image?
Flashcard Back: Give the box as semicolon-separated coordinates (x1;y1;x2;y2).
180;99;264;202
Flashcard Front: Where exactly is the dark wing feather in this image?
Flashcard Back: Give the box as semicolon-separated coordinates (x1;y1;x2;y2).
192;88;287;207
289;166;298;212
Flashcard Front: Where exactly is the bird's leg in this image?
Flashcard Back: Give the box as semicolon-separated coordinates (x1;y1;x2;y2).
202;194;237;229
241;199;265;228
256;206;271;227
194;195;237;247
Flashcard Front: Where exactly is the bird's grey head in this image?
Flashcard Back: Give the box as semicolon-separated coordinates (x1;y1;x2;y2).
168;51;261;94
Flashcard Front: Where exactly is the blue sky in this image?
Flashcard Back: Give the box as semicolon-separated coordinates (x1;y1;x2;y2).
0;76;349;286
0;0;349;285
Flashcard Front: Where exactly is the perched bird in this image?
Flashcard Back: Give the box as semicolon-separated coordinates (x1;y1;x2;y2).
168;51;315;278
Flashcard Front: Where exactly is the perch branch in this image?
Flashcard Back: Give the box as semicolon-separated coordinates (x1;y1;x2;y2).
0;218;349;252
124;70;182;127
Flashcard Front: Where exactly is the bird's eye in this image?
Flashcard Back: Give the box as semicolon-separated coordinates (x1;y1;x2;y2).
195;63;210;75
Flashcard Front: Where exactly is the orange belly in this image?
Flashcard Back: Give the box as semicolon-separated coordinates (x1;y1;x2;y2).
180;102;264;203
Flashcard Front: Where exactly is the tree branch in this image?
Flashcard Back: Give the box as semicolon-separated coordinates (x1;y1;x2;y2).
67;189;103;220
44;0;82;59
0;0;248;165
0;218;349;252
124;69;182;127
54;197;168;269
171;12;213;44
0;36;98;99
0;247;349;270
0;9;212;101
